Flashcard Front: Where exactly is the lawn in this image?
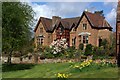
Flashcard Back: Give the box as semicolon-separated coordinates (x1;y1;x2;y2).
2;62;119;78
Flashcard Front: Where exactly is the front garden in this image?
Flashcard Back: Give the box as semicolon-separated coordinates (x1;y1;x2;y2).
2;61;118;78
2;38;118;79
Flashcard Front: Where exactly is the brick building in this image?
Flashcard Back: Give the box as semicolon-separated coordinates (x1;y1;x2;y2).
34;11;112;49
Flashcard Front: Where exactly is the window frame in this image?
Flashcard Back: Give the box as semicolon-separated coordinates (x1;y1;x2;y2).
83;35;88;44
83;24;87;30
40;27;43;33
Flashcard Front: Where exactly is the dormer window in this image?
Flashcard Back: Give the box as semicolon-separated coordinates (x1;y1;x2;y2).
83;24;87;30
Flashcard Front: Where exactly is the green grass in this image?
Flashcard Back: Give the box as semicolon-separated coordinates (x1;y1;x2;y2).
2;62;118;78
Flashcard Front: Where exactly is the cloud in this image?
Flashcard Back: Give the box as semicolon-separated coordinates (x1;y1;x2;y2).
104;2;117;8
104;1;117;31
24;1;117;31
28;2;91;29
30;2;90;20
105;8;116;31
20;0;117;2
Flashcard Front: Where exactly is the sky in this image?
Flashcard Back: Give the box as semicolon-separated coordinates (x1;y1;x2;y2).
25;1;117;32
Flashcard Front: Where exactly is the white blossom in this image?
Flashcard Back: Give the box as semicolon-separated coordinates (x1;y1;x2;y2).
49;38;68;54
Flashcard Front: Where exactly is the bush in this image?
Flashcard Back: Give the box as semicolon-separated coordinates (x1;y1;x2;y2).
64;47;76;59
41;46;54;59
100;39;108;49
79;43;84;50
85;44;93;56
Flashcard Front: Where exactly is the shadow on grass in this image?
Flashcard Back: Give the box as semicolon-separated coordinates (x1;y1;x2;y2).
2;63;36;72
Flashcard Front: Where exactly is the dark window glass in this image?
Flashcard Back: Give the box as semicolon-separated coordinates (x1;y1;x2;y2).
83;36;88;44
83;24;87;30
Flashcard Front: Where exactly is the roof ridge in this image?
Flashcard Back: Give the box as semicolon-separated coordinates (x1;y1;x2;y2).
41;17;52;20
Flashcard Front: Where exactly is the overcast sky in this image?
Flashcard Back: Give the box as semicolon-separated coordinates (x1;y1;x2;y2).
25;1;117;32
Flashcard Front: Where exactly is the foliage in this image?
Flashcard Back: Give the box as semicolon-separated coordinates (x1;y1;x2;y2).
2;63;35;72
100;39;108;49
93;47;106;56
41;46;54;59
73;60;93;71
64;46;76;58
79;43;84;50
49;38;68;57
2;2;34;63
84;44;93;56
109;34;116;56
71;59;117;72
2;62;118;78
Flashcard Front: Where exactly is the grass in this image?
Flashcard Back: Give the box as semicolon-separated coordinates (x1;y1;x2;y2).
2;62;119;78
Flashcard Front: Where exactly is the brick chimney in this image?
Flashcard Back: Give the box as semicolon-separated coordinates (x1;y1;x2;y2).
52;16;61;26
94;10;104;17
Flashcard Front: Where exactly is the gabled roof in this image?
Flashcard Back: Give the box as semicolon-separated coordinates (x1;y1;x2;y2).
55;17;80;30
62;17;80;29
34;17;53;32
78;11;112;30
34;11;113;33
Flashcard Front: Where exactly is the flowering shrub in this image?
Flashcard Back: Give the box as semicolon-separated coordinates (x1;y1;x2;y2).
55;73;71;78
50;38;68;55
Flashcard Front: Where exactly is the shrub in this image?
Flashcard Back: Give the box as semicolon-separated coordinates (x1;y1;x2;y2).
41;46;54;59
50;38;68;55
85;44;93;56
64;47;76;58
79;43;84;50
100;39;108;49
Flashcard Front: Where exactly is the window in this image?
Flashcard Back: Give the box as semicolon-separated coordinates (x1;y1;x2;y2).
41;38;43;45
79;35;81;43
40;28;43;33
83;24;87;30
83;36;88;44
72;37;76;46
37;38;44;45
37;38;40;45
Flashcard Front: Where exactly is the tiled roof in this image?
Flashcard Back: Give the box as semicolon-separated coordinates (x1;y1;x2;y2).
83;11;112;30
55;17;80;30
34;17;52;32
34;11;112;32
62;17;80;29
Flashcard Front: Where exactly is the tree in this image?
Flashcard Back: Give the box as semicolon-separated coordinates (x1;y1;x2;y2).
2;2;34;64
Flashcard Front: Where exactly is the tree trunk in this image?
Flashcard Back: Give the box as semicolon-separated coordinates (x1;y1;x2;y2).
7;49;13;64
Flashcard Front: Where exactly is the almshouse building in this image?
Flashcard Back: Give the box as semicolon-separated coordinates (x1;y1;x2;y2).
34;11;113;49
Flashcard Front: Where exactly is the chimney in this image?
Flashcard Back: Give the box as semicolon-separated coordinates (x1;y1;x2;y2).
52;16;61;26
94;10;104;17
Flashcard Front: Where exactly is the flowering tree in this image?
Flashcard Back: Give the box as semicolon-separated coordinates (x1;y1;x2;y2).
50;38;68;55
